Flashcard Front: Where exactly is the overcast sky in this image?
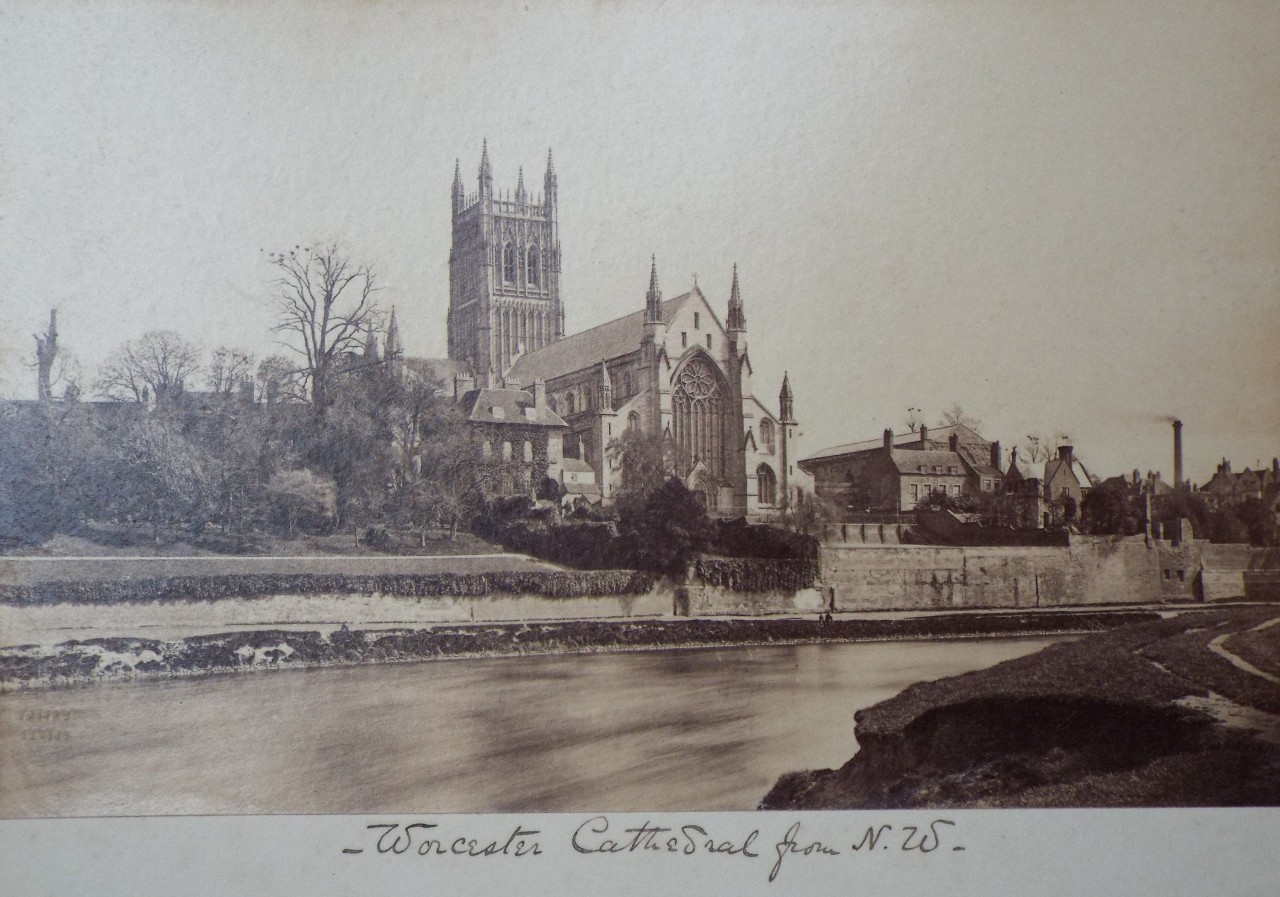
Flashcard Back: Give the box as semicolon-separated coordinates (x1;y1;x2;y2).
1;0;1277;483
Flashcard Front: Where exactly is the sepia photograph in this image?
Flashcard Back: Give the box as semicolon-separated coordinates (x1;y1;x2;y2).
1;0;1278;866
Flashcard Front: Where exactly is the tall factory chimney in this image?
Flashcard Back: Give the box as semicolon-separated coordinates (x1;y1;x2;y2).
1173;419;1184;489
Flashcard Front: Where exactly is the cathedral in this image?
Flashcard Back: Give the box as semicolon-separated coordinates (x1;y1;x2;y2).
431;143;801;518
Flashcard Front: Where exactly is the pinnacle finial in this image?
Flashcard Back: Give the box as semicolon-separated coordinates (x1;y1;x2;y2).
645;255;662;324
727;263;746;330
479;139;492;183
780;371;792;399
516;166;526;201
546;148;555;176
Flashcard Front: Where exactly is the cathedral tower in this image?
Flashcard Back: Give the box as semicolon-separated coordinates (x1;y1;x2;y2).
448;143;564;384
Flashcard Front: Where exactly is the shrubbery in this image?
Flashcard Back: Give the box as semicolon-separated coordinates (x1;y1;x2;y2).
694;557;819;591
0;569;657;606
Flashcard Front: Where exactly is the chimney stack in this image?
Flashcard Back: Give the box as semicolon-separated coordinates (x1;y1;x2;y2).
533;379;547;412
991;440;1002;472
949;432;960;452
1173;419;1184;489
919;424;929;449
1059;445;1074;464
883;428;893;450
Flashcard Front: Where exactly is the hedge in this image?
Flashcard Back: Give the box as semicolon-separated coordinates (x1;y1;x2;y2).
694;557;820;592
0;569;657;606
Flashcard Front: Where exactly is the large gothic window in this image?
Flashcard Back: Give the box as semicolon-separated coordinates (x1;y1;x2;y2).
759;419;775;454
672;354;726;480
502;242;516;284
757;464;778;506
527;244;540;287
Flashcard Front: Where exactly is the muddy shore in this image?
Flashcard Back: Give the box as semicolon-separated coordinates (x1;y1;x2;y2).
760;605;1280;808
0;608;1157;690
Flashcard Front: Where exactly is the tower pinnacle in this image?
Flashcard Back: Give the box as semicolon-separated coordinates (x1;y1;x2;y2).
645;255;662;324
727;263;746;331
478;139;493;195
515;166;526;204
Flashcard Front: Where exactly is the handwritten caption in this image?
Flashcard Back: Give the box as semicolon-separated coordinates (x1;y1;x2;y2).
342;816;963;882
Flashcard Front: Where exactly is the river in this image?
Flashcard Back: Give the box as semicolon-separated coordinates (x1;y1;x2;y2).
0;637;1060;816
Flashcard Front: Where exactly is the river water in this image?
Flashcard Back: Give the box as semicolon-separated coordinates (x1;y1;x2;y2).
0;637;1059;816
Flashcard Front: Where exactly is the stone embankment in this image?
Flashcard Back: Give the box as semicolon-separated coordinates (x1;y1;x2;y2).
761;605;1280;809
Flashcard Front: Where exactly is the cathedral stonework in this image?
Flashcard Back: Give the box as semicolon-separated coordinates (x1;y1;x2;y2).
441;144;802;518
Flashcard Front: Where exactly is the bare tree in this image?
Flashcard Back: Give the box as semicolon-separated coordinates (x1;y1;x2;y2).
903;406;926;431
265;242;380;411
1022;431;1071;463
95;330;201;402
33;309;58;401
206;346;255;395
940;402;982;431
255;354;304;404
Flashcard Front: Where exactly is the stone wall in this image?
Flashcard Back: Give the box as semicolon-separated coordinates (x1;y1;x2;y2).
820;536;1209;611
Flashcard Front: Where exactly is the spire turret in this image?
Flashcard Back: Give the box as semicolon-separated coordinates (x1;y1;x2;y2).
515;166;526;204
726;263;746;332
543;148;558;215
779;372;794;423
645;255;662;324
600;359;613;407
386;306;400;358
478;139;493;197
451;159;464;213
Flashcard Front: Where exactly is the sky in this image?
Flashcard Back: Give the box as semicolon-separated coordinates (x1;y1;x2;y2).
1;0;1277;484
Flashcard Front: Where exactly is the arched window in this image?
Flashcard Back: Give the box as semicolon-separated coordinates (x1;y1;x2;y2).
627;411;640;431
759;419;775;454
671;354;726;480
757;464;778;506
526;244;540;287
502;242;516;284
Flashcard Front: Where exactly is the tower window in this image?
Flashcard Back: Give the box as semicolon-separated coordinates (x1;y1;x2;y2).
527;244;540;287
502;242;516;284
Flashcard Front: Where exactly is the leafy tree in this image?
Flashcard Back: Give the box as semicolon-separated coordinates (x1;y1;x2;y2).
95;330;201;403
1209;507;1251;544
1235;497;1280;547
619;477;716;574
783;487;839;537
106;412;212;537
1081;481;1142;535
267;468;337;536
608;426;675;518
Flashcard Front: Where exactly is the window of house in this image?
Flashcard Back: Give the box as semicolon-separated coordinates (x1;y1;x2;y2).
952;485;961;495
910;484;918;500
502;441;512;461
681;332;688;348
919;465;926;473
523;441;532;462
694;312;700;329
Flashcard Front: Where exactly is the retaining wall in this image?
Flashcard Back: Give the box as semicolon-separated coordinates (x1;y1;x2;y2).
820;537;1208;611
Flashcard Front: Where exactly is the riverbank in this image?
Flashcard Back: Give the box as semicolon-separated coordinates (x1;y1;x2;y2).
760;605;1280;808
0;608;1158;690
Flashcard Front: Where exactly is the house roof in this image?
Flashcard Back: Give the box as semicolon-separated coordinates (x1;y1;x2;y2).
506;290;698;385
559;458;594;475
459;388;567;428
803;422;988;465
889;449;970;476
